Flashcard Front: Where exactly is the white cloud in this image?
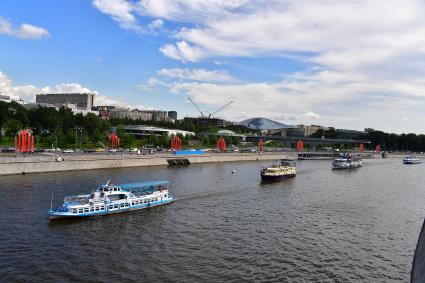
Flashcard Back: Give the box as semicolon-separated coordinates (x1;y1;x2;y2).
92;0;141;32
86;1;425;131
40;83;98;95
157;68;234;82
167;67;425;132
0;18;49;39
148;19;163;30
154;0;425;63
135;77;168;91
0;70;131;108
304;112;320;120
135;0;250;24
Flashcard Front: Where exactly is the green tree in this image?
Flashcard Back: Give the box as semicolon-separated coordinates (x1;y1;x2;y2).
5;119;22;137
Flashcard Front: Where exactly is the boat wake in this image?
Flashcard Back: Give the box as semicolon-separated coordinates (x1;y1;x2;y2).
175;191;226;202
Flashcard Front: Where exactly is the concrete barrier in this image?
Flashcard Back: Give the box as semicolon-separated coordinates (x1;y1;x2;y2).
0;152;294;176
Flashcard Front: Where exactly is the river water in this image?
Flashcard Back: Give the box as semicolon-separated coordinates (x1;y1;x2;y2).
1;159;424;282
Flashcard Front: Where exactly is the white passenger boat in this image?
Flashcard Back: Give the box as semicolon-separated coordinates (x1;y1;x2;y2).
48;180;173;220
332;154;362;169
403;156;422;164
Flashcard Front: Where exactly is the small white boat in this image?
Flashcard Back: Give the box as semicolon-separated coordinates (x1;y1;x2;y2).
403;156;422;164
332;154;362;169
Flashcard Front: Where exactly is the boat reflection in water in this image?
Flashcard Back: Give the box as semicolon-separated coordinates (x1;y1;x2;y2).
48;180;174;220
260;159;296;182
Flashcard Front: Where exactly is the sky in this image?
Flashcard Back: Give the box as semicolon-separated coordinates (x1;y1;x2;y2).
1;0;425;133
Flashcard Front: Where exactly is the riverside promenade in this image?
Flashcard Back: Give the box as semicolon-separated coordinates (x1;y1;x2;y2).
0;152;296;176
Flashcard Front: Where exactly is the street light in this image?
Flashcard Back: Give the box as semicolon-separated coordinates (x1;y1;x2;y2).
43;129;58;151
74;126;82;151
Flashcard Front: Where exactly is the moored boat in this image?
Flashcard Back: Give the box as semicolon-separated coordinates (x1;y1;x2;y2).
48;180;173;220
403;156;422;164
332;154;362;169
260;159;296;182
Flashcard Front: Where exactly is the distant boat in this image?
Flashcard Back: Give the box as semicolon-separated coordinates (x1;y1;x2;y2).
48;180;173;220
403;156;422;164
332;154;362;169
260;159;296;182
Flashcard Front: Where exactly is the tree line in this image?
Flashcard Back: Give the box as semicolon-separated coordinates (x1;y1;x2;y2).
2;101;423;151
312;128;425;152
0;101;242;149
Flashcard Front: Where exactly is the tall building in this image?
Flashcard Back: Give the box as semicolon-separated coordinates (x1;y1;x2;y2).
167;111;178;120
36;93;94;109
107;107;168;122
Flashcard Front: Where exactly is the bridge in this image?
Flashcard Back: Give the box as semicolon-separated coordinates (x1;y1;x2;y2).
245;135;371;147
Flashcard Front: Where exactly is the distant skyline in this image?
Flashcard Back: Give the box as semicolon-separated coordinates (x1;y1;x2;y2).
1;0;425;133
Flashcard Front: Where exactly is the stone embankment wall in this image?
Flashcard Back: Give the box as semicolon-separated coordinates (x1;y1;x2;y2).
0;153;294;176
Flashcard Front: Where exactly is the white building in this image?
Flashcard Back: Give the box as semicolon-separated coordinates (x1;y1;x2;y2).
114;125;195;138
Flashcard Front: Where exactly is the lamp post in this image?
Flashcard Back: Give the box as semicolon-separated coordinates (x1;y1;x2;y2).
52;134;58;151
74;126;82;151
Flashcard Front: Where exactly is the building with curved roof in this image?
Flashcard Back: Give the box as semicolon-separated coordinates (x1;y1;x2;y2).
239;117;294;130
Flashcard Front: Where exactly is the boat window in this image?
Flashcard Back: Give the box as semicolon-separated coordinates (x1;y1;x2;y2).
109;205;113;209
120;203;125;207
114;204;118;208
95;207;99;211
100;206;105;210
90;207;94;212
73;209;77;213
155;198;158;202
164;194;167;198
84;208;89;212
114;188;117;191
78;209;83;213
131;202;135;205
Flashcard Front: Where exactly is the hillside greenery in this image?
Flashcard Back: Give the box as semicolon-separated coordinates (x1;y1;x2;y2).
1;101;424;151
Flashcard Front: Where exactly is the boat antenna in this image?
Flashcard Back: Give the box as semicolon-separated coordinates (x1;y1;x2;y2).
50;192;54;210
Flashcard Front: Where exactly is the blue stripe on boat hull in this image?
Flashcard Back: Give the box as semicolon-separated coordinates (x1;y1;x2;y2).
48;198;174;220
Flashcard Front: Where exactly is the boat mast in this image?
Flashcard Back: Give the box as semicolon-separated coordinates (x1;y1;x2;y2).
50;192;54;210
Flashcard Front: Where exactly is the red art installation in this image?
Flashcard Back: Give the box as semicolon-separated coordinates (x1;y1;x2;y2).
217;137;226;152
296;140;304;152
15;129;35;153
258;139;264;152
171;135;182;150
109;132;120;149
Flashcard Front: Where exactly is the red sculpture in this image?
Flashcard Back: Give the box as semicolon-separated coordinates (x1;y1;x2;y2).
109;132;120;149
297;140;304;152
15;129;35;153
359;143;364;152
171;135;182;150
217;137;226;152
258;139;264;152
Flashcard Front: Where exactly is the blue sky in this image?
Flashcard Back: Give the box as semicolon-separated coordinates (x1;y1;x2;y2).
2;0;425;133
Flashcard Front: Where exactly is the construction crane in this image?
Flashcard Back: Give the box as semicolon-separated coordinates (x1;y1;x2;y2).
187;96;234;118
208;101;234;118
188;96;205;118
